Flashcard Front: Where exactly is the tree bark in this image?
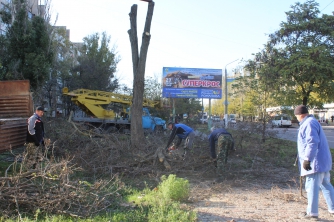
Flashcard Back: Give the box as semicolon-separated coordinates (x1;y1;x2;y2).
128;2;155;149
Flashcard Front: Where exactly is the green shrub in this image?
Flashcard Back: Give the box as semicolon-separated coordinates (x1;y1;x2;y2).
125;174;196;222
159;174;189;202
148;202;196;222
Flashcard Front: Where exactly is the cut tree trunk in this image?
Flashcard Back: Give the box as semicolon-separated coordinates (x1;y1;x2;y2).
128;2;155;149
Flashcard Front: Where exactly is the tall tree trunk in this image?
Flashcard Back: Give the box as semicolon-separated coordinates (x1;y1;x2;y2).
128;2;155;148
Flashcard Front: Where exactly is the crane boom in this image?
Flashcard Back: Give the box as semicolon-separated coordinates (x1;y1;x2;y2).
62;87;160;119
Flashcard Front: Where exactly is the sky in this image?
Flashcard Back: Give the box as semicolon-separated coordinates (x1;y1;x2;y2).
50;0;334;88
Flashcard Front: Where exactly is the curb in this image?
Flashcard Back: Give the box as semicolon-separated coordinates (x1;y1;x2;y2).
293;123;334;130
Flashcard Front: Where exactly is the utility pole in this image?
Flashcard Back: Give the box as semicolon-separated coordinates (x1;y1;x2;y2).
224;59;238;128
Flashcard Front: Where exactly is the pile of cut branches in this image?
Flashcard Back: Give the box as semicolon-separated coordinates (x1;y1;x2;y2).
0;144;124;219
44;119;289;178
43;119;213;178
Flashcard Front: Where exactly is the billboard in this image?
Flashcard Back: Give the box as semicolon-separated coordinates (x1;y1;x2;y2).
162;67;222;99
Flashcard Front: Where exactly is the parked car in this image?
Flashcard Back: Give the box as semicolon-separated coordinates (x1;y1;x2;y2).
212;116;220;122
200;115;208;124
271;115;292;128
229;114;237;124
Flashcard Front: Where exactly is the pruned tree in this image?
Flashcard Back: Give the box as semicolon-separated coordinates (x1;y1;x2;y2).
128;1;155;148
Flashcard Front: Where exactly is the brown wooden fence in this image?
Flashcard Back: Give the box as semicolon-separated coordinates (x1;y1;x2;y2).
0;80;33;153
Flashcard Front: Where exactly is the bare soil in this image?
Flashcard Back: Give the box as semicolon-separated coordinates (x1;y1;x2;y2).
185;154;334;222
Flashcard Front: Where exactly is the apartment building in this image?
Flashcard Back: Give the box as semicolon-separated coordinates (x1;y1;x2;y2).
0;0;43;34
0;0;8;34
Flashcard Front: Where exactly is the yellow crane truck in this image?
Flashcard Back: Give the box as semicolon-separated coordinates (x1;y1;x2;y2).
62;87;166;133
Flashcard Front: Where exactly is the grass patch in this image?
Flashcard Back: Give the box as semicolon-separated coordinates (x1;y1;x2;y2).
126;174;196;222
0;160;11;175
0;149;23;176
261;138;297;167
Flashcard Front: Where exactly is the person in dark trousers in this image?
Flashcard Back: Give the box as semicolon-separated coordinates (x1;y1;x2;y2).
25;106;45;169
331;115;334;123
208;126;234;182
294;105;334;220
165;122;195;158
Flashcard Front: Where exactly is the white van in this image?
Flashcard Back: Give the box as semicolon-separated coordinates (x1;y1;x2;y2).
271;115;292;128
200;115;208;124
229;114;237;124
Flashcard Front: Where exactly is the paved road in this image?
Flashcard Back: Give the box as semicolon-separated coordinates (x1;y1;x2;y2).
272;124;334;148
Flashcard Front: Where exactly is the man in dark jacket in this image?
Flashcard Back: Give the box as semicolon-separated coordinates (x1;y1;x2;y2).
165;122;195;158
25;106;45;169
208;126;234;182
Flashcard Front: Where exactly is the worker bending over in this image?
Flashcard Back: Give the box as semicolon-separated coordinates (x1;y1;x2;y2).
165;122;195;158
208;126;234;182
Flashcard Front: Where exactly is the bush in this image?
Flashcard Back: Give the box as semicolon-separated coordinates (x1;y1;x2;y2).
125;174;196;222
159;174;189;202
148;202;195;222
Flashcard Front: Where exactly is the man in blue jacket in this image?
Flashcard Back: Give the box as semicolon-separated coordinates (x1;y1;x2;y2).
165;122;195;158
208;126;234;182
295;105;334;219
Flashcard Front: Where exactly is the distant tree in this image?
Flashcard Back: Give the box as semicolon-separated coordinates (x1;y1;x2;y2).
269;0;334;106
174;98;201;120
211;98;224;116
245;46;280;142
232;72;258;121
73;32;119;91
114;84;133;96
0;0;53;91
144;75;161;101
43;26;76;115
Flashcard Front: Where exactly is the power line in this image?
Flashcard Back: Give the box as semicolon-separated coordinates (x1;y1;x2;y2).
321;0;334;12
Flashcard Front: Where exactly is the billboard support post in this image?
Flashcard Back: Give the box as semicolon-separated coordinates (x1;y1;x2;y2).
201;98;204;124
208;98;212;130
172;98;175;123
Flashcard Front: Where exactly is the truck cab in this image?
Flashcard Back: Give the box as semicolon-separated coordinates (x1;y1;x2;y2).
128;107;166;133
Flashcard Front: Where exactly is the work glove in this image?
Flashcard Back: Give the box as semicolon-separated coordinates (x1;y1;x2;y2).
303;160;312;171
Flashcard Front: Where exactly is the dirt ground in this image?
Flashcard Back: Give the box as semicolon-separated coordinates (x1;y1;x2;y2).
185;155;334;222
